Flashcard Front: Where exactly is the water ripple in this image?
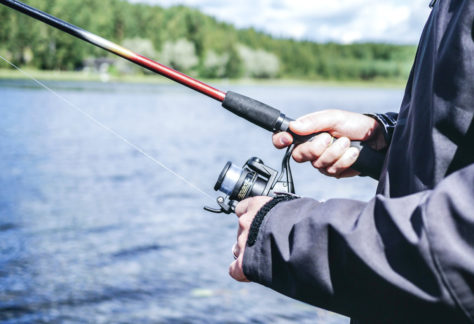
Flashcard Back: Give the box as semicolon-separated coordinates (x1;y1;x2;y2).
111;244;166;258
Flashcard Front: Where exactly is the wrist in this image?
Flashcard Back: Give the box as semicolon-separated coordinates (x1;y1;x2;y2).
364;112;398;148
364;114;389;150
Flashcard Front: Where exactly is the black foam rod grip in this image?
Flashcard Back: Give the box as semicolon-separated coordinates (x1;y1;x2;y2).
222;91;283;132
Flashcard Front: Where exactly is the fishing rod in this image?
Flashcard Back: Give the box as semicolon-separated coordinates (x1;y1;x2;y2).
0;0;384;187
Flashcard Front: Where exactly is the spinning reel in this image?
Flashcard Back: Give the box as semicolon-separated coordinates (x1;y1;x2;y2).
204;147;295;214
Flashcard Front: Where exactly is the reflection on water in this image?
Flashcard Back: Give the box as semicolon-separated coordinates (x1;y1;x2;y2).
0;79;404;323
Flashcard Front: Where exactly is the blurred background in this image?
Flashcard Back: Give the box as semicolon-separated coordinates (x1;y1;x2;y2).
0;1;431;323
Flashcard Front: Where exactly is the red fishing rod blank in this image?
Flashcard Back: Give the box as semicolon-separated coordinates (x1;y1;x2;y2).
133;54;225;101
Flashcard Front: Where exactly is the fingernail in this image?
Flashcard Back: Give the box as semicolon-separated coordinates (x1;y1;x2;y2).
341;137;350;148
350;148;359;159
280;135;291;146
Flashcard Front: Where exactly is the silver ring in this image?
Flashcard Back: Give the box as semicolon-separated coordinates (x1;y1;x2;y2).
232;243;238;260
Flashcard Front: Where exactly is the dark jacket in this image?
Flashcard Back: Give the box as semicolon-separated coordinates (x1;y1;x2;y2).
242;0;474;322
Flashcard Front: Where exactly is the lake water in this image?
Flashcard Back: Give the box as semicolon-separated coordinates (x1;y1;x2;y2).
0;79;404;323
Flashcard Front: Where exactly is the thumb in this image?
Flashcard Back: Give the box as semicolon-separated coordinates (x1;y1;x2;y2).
289;111;340;135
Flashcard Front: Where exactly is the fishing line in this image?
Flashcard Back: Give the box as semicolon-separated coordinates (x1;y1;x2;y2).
0;54;213;200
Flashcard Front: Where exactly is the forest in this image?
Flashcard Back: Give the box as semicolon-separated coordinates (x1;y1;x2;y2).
0;0;417;81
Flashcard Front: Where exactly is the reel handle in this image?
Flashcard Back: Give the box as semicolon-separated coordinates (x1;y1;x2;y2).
222;91;385;179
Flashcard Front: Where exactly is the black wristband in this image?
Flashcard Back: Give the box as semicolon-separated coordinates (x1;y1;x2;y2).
247;195;299;247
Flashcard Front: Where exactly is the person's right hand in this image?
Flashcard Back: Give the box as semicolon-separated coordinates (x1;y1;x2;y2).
273;110;386;178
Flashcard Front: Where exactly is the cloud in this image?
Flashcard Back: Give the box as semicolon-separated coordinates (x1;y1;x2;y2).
127;0;432;44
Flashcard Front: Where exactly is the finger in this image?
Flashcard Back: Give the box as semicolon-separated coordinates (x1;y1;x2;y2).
237;211;255;242
237;228;249;250
290;110;342;135
325;147;360;177
313;137;351;169
232;232;248;259
232;242;239;259
272;132;293;149
292;133;333;163
236;217;246;241
229;257;250;282
235;199;250;217
247;196;273;212
238;213;253;231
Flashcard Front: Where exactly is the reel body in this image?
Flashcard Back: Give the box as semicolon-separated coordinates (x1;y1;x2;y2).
205;148;295;214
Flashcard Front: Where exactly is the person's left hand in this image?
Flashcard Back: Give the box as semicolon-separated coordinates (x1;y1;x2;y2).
229;196;273;282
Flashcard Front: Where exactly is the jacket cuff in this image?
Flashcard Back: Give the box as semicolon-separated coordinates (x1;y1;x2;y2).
365;112;398;144
247;194;299;247
243;195;301;283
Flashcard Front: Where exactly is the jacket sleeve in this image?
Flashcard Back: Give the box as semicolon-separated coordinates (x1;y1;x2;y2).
243;163;474;323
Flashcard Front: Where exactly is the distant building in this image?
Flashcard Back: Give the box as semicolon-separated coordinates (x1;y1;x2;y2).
82;57;114;82
82;57;114;73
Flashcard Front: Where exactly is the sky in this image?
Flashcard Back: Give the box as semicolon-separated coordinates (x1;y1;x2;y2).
127;0;433;44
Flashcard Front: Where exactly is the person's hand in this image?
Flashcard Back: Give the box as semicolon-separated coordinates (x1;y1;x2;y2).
273;110;386;178
229;196;272;282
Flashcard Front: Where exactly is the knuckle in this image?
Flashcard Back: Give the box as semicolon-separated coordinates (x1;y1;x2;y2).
238;217;247;229
292;149;304;163
309;139;328;157
298;142;321;161
312;159;324;169
235;199;250;216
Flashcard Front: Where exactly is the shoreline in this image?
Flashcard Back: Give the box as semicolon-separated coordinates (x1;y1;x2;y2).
0;69;406;89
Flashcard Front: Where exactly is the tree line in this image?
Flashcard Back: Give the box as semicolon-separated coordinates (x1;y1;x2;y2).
0;0;417;81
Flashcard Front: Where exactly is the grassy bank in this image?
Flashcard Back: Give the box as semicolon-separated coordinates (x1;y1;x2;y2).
0;68;407;89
